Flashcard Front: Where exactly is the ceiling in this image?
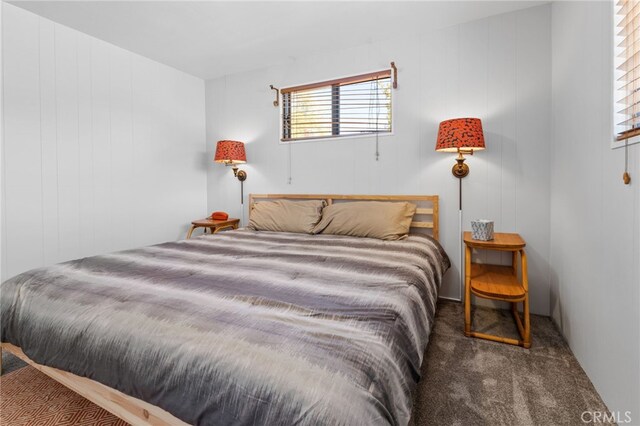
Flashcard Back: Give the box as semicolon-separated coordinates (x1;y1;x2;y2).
7;1;546;80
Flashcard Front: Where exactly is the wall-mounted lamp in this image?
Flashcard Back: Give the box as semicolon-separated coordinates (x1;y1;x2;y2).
214;140;247;181
435;118;485;179
215;140;247;207
435;117;486;303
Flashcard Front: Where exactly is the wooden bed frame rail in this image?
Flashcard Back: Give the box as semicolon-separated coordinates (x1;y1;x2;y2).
249;194;440;240
0;343;188;426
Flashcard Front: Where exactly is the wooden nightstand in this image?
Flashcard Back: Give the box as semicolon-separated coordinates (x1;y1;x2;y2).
186;218;240;239
463;232;530;348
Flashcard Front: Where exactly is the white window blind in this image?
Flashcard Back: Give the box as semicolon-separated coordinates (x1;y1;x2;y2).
281;70;392;142
616;0;640;141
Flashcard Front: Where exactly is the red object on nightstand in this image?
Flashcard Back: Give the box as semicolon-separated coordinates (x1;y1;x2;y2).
210;211;229;221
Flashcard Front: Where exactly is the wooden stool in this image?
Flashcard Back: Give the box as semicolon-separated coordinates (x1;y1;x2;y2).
464;232;530;348
186;218;239;239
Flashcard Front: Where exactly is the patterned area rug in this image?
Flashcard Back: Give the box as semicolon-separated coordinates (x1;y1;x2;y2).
0;366;129;426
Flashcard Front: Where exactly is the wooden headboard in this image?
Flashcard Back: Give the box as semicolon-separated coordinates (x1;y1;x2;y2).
248;194;439;241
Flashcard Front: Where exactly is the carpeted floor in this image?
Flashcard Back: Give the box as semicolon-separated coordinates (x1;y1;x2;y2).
1;350;27;376
409;301;613;426
1;301;612;426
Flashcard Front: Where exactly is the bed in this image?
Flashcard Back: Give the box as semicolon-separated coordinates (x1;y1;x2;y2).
1;194;449;426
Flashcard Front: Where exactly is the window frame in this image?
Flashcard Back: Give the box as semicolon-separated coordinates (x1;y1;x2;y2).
279;69;395;144
612;0;640;149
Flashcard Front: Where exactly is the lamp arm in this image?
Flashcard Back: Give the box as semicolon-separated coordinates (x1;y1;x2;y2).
270;85;280;107
452;150;470;178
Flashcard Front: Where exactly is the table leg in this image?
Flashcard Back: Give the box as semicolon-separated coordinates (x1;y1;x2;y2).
464;245;472;337
521;249;530;348
214;225;236;233
186;225;197;239
523;297;531;348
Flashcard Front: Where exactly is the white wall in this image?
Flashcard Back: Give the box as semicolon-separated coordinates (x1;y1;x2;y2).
206;4;552;314
1;3;207;281
551;1;640;420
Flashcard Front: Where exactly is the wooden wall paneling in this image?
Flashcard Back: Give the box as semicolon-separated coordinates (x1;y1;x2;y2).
77;33;95;255
39;18;60;266
553;0;607;364
177;71;208;238
144;56;174;243
550;1;640;416
443;25;460;132
1;1;5;281
514;6;551;315
108;48;134;251
90;38;113;255
172;70;202;237
55;25;81;262
496;13;518;267
486;14;510;268
131;56;153;247
378;37;422;195
592;2;613;361
2;4;206;280
2;8;43;279
154;65;181;241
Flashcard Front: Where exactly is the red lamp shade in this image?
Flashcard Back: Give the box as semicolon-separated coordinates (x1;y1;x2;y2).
214;140;247;164
435;118;485;152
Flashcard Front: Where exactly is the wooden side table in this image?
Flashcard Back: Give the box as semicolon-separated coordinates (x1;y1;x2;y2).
463;232;530;348
186;218;240;239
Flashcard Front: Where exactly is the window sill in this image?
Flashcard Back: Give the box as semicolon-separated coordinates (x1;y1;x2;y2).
279;132;394;145
611;135;640;150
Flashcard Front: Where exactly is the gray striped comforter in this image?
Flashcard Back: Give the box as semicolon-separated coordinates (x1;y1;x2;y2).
1;230;449;426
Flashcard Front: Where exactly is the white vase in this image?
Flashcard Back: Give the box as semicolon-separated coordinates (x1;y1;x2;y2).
471;220;494;241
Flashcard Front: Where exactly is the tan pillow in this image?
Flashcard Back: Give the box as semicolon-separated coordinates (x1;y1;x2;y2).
313;201;417;240
248;199;326;234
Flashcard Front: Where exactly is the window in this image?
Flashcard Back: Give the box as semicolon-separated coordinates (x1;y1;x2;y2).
615;0;640;143
281;70;392;142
